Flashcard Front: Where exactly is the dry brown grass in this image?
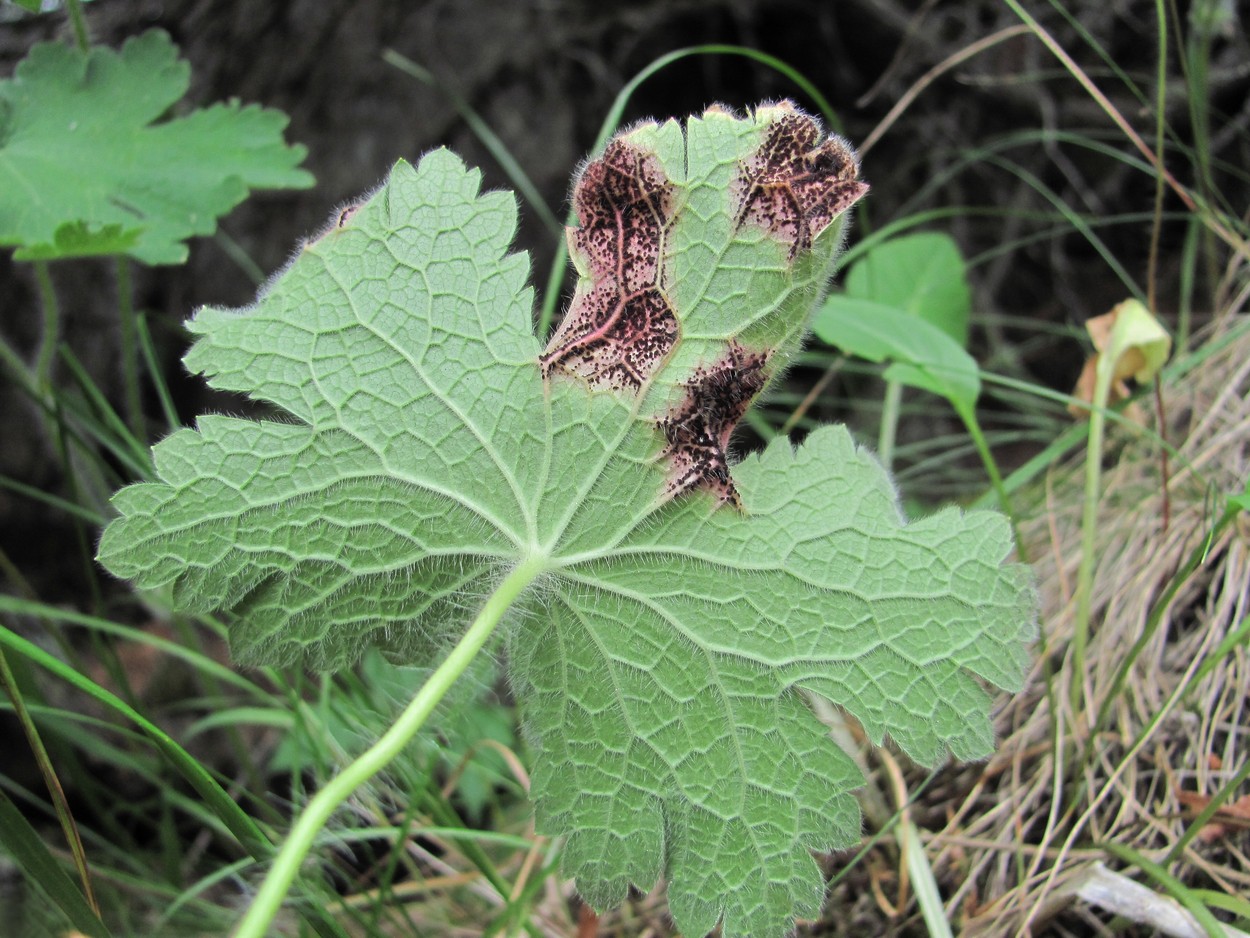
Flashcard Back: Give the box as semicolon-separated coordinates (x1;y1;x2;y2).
926;317;1250;936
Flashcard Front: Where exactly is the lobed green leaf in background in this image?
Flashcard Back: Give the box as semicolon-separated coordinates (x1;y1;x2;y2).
0;29;312;265
97;106;1036;937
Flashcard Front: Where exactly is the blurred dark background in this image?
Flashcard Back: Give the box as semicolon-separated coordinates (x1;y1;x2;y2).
2;0;1248;598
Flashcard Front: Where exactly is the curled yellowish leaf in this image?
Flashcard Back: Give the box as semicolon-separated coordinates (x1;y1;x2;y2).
1069;299;1172;420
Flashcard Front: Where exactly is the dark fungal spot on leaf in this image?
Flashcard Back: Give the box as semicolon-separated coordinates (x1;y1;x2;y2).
733;104;868;260
335;202;363;227
658;343;770;507
540;138;679;391
303;200;366;250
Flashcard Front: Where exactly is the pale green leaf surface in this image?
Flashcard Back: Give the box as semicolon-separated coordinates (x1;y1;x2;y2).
844;231;971;344
813;296;982;413
0;29;312;264
99;117;1034;937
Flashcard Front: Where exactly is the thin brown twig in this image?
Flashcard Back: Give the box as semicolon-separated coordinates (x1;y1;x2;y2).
1002;0;1250;265
855;0;943;109
859;25;1033;157
878;749;913;917
778;358;844;435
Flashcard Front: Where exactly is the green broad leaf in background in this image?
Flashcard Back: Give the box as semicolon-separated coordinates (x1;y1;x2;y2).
98;105;1036;937
813;297;982;415
844;230;972;344
0;29;312;264
6;0;45;16
813;231;981;415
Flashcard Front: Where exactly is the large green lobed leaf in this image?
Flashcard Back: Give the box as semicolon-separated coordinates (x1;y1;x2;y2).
98;104;1035;937
0;29;312;264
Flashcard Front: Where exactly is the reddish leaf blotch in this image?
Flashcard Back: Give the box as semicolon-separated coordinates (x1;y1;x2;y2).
734;105;868;260
658;342;770;506
540;138;679;391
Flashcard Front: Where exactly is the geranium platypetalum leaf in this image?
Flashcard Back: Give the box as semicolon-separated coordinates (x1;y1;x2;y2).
99;102;1035;937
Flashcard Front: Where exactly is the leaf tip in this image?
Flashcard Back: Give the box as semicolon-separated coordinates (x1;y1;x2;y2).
732;100;869;262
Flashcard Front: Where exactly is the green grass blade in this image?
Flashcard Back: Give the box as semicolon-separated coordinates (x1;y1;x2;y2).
0;786;113;938
1101;842;1231;938
0;648;99;916
0;620;273;859
136;312;182;432
154;857;257;932
0;473;106;525
1190;891;1250;925
382;49;563;238
0;596;265;700
57;345;154;478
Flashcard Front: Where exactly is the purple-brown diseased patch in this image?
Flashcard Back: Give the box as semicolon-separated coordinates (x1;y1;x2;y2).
540;139;679;391
303;200;366;251
734;107;869;261
335;202;363;227
658;342;770;507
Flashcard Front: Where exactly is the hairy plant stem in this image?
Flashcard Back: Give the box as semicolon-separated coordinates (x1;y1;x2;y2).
232;556;548;938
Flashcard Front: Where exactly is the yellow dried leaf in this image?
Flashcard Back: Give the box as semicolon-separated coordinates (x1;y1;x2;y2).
1069;299;1171;420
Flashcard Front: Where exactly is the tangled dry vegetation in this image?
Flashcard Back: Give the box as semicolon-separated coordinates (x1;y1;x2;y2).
929;317;1250;937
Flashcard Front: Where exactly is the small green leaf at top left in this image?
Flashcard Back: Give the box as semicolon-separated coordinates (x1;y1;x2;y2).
0;29;312;265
